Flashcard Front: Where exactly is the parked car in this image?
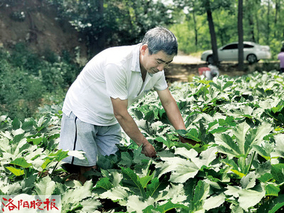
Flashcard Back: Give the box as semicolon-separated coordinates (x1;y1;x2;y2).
201;41;271;64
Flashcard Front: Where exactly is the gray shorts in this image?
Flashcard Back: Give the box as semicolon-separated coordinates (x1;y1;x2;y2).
59;112;122;167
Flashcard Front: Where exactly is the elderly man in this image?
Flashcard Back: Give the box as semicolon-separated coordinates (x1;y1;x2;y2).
59;26;192;183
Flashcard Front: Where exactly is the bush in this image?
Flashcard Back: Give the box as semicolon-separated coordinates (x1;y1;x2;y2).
0;43;80;120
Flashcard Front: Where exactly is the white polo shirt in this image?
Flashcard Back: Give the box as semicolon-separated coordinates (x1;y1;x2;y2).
62;44;168;126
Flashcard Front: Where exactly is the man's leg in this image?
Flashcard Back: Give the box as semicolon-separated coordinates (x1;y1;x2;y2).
96;123;122;156
78;165;97;184
59;112;99;184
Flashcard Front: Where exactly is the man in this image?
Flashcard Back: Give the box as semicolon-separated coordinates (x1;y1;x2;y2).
278;47;284;73
59;26;193;183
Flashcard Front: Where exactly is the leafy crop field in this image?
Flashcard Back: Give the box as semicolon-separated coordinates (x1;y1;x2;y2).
1;71;284;212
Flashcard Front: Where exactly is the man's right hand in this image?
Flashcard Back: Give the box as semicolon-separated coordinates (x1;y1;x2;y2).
141;142;156;157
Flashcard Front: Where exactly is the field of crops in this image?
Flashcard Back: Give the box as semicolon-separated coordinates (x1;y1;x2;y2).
1;71;284;212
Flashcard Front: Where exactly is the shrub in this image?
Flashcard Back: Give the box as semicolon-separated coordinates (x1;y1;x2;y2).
0;43;80;120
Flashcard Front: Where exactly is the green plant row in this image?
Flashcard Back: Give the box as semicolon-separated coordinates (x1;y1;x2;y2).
0;71;284;212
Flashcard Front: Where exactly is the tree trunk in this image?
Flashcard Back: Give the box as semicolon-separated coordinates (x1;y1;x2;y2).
266;0;270;45
206;8;219;66
245;0;255;42
238;0;244;70
192;10;198;52
274;0;279;37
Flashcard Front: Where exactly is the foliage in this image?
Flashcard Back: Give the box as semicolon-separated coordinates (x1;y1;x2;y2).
169;0;284;59
0;44;80;120
1;71;284;212
47;0;175;57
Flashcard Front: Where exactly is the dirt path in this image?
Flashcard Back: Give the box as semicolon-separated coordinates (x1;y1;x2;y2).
166;55;279;83
172;55;202;64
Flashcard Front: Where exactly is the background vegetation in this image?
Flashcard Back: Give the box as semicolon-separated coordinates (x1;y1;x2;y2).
0;43;81;120
1;0;284;119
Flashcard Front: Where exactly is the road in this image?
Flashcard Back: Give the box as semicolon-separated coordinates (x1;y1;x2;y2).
172;55;202;64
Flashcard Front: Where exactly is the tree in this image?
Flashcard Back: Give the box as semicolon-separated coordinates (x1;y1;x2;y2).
238;0;244;70
47;0;174;58
173;0;234;65
204;0;218;65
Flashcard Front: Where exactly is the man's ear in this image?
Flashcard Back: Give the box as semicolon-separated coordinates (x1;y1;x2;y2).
140;44;148;55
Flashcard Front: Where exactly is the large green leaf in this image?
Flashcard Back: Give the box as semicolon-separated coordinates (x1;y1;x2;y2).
155;156;199;183
265;184;280;196
34;176;57;195
6;166;25;176
143;200;189;213
271;164;284;184
225;183;265;211
93;177;113;193
121;167;147;199
10;157;32;168
146;177;168;199
216;122;272;157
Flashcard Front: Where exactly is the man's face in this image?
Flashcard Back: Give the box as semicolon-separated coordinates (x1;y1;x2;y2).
140;45;174;74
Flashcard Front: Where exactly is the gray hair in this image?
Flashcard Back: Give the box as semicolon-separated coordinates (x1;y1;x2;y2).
141;26;178;56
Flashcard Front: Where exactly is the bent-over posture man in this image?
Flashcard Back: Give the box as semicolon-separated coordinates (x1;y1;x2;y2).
59;26;192;183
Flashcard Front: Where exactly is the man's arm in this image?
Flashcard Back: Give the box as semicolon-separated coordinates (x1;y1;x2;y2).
111;97;156;157
157;88;186;130
157;88;197;145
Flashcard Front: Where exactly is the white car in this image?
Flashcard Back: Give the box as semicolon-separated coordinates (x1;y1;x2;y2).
201;41;271;64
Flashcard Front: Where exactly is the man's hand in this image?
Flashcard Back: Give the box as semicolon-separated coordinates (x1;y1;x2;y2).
179;135;199;146
141;142;156;157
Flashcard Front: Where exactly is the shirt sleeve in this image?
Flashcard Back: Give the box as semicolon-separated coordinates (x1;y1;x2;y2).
104;63;128;100
154;71;168;91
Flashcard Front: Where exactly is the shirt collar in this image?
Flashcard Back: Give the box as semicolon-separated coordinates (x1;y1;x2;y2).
131;43;142;73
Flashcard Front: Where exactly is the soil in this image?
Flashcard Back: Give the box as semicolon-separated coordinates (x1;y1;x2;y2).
167;55;280;82
0;0;87;58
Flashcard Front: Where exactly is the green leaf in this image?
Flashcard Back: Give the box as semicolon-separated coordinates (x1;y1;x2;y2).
156;156;199;183
126;195;155;212
27;137;43;145
240;172;256;189
155;200;189;212
94;177;113;192
10;157;32;168
121;167;147;199
265;184;280;196
253;144;271;160
41;158;52;170
209;126;229;134
271;163;284;184
155;136;176;148
140;173;154;188
203;193;226;211
49;149;69;162
269;202;284;213
118;151;133;167
146;177;168;199
61;180;94;210
177;129;201;142
192;180;209;205
258;173;273;183
100;185;129;201
6;166;25;176
217;134;241;156
34;176;57;195
133;146;150;165
22;119;35;131
238;184;265;211
12;118;21;130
